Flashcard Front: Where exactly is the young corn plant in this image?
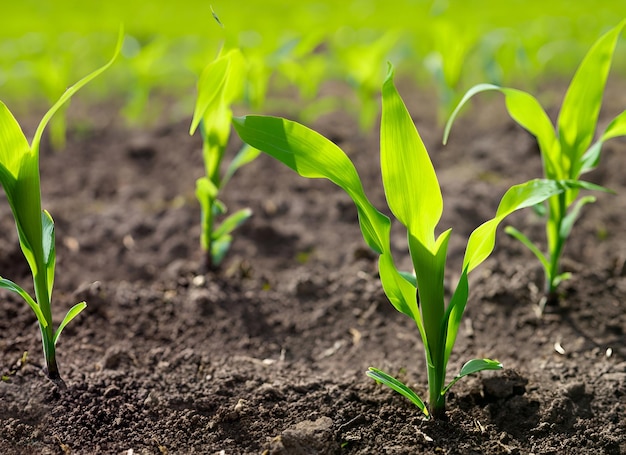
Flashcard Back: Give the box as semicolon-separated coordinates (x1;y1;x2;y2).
190;48;259;270
233;63;576;419
0;32;121;388
444;20;626;311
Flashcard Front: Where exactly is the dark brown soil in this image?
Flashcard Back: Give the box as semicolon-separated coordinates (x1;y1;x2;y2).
1;79;625;454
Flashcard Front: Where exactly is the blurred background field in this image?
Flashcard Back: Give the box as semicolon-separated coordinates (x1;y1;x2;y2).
1;0;625;126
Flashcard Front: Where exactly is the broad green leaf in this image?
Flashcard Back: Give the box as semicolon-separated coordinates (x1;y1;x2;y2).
366;367;429;417
0;104;42;275
381;64;441;251
0;277;47;327
232;115;391;255
444;84;558;178
398;271;417;288
0;102;28;181
464;179;571;273
12;155;43;277
557;20;625;169
53;301;86;346
200;104;233;181
442;358;502;395
221;49;246;106
378;252;420;325
212;208;253;239
409;230;450;372
189;53;230;135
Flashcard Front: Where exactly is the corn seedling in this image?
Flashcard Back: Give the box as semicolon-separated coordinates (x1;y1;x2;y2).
444;21;626;311
0;31;121;387
190;48;259;270
233;63;576;419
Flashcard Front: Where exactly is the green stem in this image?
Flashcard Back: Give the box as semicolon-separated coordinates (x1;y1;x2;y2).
33;266;61;383
546;192;567;298
427;362;447;419
202;207;215;271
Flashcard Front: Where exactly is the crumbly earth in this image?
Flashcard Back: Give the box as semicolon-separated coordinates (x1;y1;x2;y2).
0;79;625;454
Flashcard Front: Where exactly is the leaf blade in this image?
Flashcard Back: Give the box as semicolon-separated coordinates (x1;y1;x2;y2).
366;367;429;417
557;20;625;172
381;64;441;250
463;179;572;273
53;302;87;346
233;115;391;255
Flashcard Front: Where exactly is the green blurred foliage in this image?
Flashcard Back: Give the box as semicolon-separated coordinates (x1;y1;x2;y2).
0;0;624;124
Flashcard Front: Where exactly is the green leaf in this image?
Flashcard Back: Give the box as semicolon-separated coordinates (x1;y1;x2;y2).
444;84;558;178
504;226;550;272
42;210;55;299
0;102;42;274
409;230;450;372
0;277;47;328
601;109;626;141
378;252;421;324
211;235;232;266
381;64;441;251
232;115;391;255
366;367;429;417
53;301;87;346
398;271;417;288
196;176;219;201
32;26;123;154
189;52;231;135
212;208;253;239
557;20;625;171
442;269;469;368
580;110;626;174
560;195;596;241
222;144;261;186
442;358;502;395
464;179;571;273
0;102;29;182
212;199;227;216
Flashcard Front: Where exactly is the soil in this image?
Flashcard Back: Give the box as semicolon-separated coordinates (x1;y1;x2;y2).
1;79;625;455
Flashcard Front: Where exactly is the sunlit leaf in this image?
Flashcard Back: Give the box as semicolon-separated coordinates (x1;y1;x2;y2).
53;302;87;346
557;20;625;168
233;115;391;255
442;358;502;395
366;367;429;417
381;64;441;251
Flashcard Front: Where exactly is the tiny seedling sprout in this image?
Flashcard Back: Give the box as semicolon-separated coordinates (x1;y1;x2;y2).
190;48;259;270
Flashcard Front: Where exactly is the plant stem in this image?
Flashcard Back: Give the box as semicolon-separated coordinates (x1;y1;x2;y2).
427;347;447;419
33;265;64;386
202;208;215;271
543;192;567;308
